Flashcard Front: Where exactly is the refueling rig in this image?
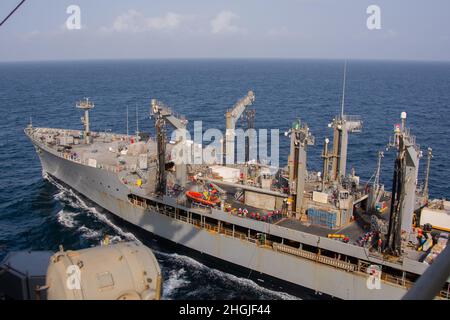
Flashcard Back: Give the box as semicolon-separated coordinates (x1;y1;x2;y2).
149;88;437;251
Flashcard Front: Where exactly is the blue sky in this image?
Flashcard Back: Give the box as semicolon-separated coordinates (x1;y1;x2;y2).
0;0;449;61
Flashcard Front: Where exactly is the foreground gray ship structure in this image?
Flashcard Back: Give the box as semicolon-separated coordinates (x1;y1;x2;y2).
25;94;450;300
0;241;162;300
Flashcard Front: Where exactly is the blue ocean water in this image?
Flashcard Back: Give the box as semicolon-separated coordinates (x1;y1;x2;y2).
0;59;449;299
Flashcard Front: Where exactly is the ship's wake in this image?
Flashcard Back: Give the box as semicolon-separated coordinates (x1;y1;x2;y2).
156;250;299;300
45;173;137;243
162;267;190;298
56;209;79;229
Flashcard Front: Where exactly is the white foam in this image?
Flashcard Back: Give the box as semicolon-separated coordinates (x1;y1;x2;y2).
78;225;101;239
56;209;78;228
156;251;299;300
108;235;123;244
162;268;189;299
46;174;138;242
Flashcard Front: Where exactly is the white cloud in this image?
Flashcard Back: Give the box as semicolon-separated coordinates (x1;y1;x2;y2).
105;10;185;33
111;9;142;32
147;12;182;30
210;11;243;34
267;26;290;37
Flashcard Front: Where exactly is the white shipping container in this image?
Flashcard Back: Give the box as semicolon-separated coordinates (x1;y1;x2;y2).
420;207;450;232
312;191;328;204
245;191;275;210
210;166;240;183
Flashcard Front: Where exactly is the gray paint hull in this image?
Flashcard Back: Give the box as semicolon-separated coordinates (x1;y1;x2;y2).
34;142;409;300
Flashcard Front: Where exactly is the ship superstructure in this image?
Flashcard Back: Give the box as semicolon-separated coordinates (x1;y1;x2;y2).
24;89;449;300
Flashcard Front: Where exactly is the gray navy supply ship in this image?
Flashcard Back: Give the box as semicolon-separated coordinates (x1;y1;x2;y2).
25;89;450;300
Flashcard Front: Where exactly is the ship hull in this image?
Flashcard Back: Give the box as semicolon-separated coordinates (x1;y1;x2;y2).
32;141;409;300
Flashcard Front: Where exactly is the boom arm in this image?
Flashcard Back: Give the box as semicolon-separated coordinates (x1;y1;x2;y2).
226;90;255;130
224;91;255;164
151;99;188;130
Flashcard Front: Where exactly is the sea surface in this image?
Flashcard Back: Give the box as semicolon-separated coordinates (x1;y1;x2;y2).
0;59;449;299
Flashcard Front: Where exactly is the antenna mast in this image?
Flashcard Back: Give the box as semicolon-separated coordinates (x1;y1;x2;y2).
126;105;129;143
76;97;95;144
329;61;362;181
136;104;139;138
341;60;347;119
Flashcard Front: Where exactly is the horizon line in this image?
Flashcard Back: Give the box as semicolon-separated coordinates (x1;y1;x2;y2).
1;56;450;64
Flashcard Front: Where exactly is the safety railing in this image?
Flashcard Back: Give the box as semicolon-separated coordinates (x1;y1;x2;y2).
439;289;450;299
403;244;450;300
273;242;356;272
132;197;449;298
130;198;147;208
359;260;418;291
382;273;413;288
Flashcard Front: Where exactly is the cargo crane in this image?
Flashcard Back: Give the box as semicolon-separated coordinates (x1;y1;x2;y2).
224;91;255;164
321;137;331;190
154;116;167;195
385;112;421;256
368;151;385;210
151;99;189;193
423;147;433;203
328;62;363;181
286;119;314;218
244;108;256;162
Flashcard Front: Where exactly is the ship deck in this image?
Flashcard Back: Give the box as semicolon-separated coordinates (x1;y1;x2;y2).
27;126;424;262
27;127;157;186
275;218;364;242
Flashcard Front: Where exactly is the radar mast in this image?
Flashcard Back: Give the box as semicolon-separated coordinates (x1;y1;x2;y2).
76;97;95;144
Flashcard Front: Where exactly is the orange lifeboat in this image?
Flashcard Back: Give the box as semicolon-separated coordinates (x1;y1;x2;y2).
186;191;221;207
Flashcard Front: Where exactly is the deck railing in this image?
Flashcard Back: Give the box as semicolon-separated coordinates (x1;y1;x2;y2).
127;189;450;299
129;197;448;296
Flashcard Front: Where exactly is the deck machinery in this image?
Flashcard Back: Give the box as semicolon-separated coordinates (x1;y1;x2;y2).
385;112;421;256
285;61;366;229
151;98;189;192
294;112;365;229
286;119;314;218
